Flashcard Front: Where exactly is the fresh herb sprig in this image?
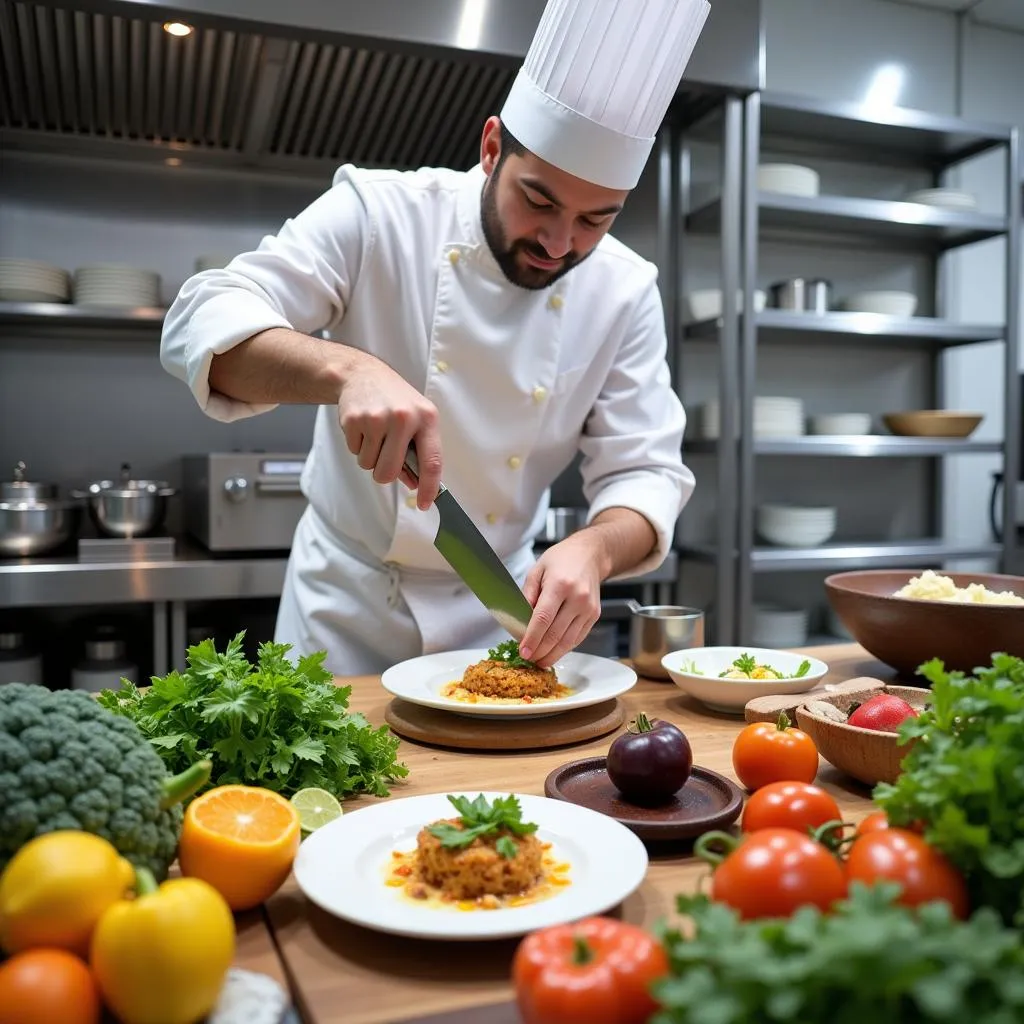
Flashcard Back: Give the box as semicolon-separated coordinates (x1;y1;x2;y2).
487;639;538;669
651;883;1024;1023
733;652;757;675
874;652;1024;926
97;632;409;799
427;794;538;859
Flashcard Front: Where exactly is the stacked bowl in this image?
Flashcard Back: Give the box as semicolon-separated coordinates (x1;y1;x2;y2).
699;396;804;440
756;503;837;547
751;604;809;647
0;259;70;303
73;264;162;308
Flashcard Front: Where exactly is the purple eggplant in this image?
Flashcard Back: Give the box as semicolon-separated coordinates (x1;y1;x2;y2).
606;712;693;803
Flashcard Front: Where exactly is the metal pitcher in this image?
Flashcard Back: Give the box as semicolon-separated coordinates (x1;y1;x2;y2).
627;602;705;680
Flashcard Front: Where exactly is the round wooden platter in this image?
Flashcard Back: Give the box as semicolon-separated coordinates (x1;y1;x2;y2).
384;697;626;751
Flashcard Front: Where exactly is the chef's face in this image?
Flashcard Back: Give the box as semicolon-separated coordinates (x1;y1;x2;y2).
479;116;628;290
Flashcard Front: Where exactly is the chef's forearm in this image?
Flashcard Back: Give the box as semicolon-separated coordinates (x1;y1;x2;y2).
208;327;366;406
583;508;658;580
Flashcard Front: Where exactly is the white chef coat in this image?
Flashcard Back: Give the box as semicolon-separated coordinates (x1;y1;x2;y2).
161;163;695;675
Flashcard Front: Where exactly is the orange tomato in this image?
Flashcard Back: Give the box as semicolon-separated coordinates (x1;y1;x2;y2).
855;810;891;836
742;780;842;835
177;785;302;910
732;713;819;791
0;948;102;1024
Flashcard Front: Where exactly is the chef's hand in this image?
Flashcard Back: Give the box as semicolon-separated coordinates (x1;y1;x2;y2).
519;533;604;668
337;350;442;509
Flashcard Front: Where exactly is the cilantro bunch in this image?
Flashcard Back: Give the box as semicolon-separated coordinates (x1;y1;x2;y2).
427;794;538;859
874;653;1024;925
652;884;1024;1023
98;632;408;798
487;639;538;669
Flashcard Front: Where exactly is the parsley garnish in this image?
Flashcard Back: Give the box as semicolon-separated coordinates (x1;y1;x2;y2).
97;631;408;798
427;794;538;859
794;659;811;678
733;653;757;674
487;639;538;669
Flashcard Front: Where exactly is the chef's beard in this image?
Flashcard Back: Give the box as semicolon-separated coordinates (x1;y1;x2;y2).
480;171;586;291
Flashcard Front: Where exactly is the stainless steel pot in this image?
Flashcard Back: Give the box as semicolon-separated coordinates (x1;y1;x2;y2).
627;601;704;680
71;463;177;538
0;499;81;556
1;461;58;502
769;278;807;310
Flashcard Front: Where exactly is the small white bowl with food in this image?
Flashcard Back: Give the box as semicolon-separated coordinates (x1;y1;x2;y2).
661;646;829;715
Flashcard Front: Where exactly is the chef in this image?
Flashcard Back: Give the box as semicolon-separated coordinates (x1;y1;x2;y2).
160;0;709;675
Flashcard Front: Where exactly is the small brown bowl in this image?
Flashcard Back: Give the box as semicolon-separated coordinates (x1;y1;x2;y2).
882;411;983;438
794;684;931;786
825;569;1024;678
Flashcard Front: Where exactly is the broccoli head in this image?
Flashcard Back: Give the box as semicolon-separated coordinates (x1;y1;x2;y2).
0;683;209;880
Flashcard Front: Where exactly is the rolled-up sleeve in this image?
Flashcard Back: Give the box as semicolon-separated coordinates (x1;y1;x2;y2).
580;277;694;578
160;170;368;422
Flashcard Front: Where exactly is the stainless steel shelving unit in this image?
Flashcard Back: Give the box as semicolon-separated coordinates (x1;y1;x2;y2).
675;90;1021;645
0;301;166;328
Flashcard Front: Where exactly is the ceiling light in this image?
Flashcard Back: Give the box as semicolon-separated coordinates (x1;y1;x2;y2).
163;21;193;37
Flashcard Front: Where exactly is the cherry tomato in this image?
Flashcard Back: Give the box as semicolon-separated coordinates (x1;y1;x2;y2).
513;916;669;1024
845;829;970;919
732;713;818;791
696;828;847;920
742;780;842;835
856;810;924;837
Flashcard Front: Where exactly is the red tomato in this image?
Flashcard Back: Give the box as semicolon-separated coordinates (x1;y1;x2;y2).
845;829;970;919
732;714;819;791
742;780;843;835
701;828;847;920
855;810;891;836
512;916;669;1024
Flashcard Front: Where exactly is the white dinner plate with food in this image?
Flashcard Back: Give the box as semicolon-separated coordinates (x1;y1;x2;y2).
293;791;649;941
380;648;637;718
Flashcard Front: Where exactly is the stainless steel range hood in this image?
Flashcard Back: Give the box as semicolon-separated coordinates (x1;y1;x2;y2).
0;0;761;180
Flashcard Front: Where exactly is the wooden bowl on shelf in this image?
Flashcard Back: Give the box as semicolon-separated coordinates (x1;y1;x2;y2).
882;411;983;438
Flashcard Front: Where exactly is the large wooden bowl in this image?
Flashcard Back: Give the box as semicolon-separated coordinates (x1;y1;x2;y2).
824;569;1024;679
794;684;932;786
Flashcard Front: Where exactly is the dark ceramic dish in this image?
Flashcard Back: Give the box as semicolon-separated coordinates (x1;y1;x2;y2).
543;756;743;841
825;569;1024;678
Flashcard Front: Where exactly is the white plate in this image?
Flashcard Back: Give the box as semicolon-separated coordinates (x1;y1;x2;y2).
293;791;649;941
380;648;637;718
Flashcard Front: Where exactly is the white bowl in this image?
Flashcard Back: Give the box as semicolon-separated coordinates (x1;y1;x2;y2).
905;188;976;210
685;288;766;322
757;163;820;198
843;291;917;317
809;413;873;435
756;505;837;547
662;646;828;714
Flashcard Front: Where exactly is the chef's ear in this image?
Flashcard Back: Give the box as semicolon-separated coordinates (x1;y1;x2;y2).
480;116;502;176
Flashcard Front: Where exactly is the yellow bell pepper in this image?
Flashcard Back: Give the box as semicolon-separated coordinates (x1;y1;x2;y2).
91;866;236;1024
0;830;134;956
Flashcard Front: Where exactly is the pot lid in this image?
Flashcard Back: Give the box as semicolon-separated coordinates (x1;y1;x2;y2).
2;461;56;491
85;462;173;496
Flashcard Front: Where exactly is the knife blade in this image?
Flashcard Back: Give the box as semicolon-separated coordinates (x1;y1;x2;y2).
404;450;534;641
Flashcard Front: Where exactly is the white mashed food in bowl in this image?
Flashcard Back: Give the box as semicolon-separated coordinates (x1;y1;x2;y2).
895;569;1024;606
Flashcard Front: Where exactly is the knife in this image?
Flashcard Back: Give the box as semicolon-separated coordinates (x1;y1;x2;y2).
404;450;534;641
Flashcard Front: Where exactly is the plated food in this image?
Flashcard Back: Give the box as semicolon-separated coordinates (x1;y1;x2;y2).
680;651;812;681
292;791;648;940
381;647;637;718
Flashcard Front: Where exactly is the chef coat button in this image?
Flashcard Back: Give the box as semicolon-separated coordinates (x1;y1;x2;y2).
448;250;460;265
405;494;418;509
548;294;563;310
507;455;522;470
531;385;548;403
486;512;498;525
436;360;449;373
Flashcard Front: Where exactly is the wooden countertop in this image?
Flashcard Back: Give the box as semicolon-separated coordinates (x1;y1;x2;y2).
249;643;898;1024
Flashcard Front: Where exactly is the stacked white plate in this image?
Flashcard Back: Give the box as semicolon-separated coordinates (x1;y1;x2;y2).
808;412;873;435
73;264;161;308
0;258;70;303
699;396;805;440
905;187;976;211
756;503;837;547
752;604;809;648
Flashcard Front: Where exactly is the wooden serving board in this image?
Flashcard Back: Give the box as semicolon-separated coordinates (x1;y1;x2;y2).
384;697;626;751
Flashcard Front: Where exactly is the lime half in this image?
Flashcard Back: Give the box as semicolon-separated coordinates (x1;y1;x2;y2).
290;788;343;833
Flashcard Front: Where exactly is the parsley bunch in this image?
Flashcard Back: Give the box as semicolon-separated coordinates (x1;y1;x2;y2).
874;653;1024;925
652;884;1024;1023
487;639;538;669
427;794;538;859
98;632;408;798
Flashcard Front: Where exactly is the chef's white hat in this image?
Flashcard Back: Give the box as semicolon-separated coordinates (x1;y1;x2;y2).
499;0;711;191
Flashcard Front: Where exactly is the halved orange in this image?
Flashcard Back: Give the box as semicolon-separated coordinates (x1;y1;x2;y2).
177;785;302;911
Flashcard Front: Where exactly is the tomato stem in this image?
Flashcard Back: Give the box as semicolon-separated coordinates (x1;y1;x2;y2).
630;712;654;734
572;935;594;965
694;830;739;867
775;711;791;732
811;819;853;855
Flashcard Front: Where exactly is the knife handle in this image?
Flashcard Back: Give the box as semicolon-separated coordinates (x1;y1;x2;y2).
403;448;447;496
